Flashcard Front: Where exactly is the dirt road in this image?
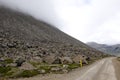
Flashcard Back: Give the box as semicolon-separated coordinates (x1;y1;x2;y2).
76;58;117;80
16;58;119;80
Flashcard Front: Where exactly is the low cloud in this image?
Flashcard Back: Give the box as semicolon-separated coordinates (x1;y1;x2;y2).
0;0;62;27
0;0;120;44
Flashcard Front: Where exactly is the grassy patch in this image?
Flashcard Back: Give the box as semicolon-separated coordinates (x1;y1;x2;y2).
117;57;120;61
15;70;39;78
5;70;14;76
29;62;40;67
4;58;13;64
68;63;79;69
0;58;13;65
0;66;12;76
39;65;51;73
0;77;8;80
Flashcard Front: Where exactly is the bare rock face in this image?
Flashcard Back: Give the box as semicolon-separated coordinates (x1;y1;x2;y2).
19;62;35;70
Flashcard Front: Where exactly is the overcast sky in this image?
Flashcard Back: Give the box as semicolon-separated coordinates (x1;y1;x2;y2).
0;0;120;45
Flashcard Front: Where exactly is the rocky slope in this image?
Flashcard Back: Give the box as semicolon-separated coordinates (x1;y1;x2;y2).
0;7;111;78
87;42;120;56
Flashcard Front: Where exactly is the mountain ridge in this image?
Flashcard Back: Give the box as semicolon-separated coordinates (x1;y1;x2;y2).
87;42;120;56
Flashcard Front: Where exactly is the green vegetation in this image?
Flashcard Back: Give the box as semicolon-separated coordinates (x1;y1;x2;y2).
0;62;92;78
0;59;93;78
5;70;14;77
0;58;13;65
0;77;8;80
0;66;12;76
117;57;120;61
68;63;79;69
0;7;110;79
39;65;51;73
30;61;42;67
4;58;13;64
7;68;21;78
15;70;39;78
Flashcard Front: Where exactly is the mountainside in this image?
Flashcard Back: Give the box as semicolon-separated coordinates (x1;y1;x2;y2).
0;7;85;46
87;42;120;55
0;7;109;64
0;7;111;78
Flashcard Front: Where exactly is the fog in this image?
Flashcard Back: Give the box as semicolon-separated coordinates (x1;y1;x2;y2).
0;0;63;27
0;0;120;45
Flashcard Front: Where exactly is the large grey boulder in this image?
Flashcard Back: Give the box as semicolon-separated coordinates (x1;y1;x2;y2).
59;57;73;64
73;55;88;64
7;63;17;67
19;62;35;70
15;58;25;67
43;54;56;64
39;69;46;74
31;56;43;63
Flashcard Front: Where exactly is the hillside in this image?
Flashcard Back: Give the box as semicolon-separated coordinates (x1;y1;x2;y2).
0;7;110;78
87;42;120;56
0;7;108;59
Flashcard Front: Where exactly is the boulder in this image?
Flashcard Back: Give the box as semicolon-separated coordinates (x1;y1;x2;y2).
19;62;35;70
0;63;6;67
7;42;17;48
15;58;25;67
73;55;83;64
39;69;46;74
52;57;61;64
73;55;88;64
7;63;17;67
62;69;68;73
0;38;3;41
32;56;43;63
60;57;73;64
43;54;56;64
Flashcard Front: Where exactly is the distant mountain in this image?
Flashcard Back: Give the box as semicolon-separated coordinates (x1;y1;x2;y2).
87;42;120;56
